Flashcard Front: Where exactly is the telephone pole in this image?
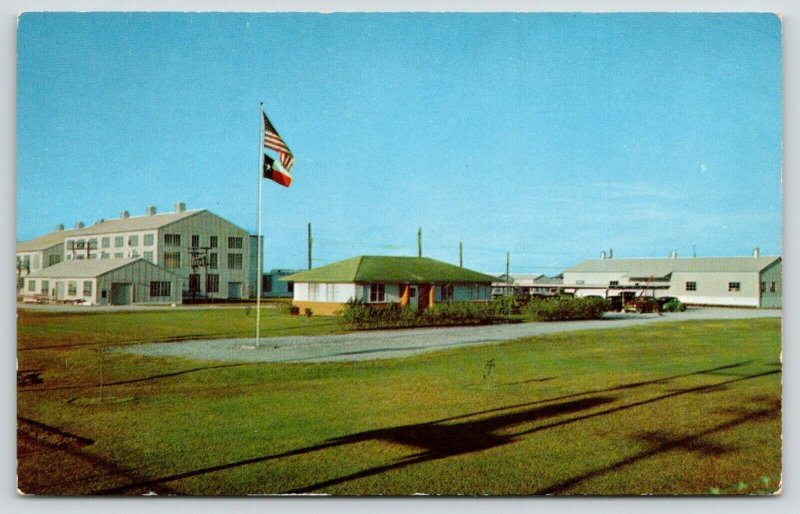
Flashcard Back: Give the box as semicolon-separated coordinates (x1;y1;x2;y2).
459;241;463;267
417;226;422;258
307;223;312;270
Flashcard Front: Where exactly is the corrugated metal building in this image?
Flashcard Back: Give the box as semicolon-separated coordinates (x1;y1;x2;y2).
284;256;496;315
18;203;254;300
563;252;781;308
22;259;183;305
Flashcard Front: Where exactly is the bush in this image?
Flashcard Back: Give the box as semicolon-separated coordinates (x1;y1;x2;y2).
338;299;500;329
524;297;610;322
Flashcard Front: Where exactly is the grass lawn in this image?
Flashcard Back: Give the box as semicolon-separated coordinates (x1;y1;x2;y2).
17;308;781;495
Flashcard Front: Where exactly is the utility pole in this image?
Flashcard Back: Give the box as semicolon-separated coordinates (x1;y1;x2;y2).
459;241;463;267
307;223;312;270
417;226;422;258
506;252;511;317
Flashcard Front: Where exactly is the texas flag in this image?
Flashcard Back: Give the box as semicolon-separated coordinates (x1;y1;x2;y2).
262;112;294;187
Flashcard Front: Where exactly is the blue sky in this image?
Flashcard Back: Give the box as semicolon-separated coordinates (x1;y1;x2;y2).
16;12;782;274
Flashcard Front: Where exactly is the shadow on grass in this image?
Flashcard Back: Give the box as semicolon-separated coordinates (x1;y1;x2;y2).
89;361;779;495
18;363;250;393
535;398;780;494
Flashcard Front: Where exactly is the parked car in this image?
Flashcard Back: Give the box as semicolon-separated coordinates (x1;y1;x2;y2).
655;296;679;307
623;296;661;313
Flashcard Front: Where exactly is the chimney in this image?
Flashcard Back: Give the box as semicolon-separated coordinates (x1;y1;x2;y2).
753;247;760;258
121;210;130;219
146;205;157;216
600;251;606;260
175;202;186;213
75;221;84;229
55;224;64;231
94;219;105;225
608;248;613;259
670;250;677;259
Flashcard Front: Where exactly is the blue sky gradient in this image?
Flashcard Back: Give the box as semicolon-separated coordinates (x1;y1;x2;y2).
16;12;782;274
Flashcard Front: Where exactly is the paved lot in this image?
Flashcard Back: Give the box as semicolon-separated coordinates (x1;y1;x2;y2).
117;308;781;364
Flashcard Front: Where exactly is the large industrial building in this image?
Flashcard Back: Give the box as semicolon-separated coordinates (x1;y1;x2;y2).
562;250;781;308
17;203;257;303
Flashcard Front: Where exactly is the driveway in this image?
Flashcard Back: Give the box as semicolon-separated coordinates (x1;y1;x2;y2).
117;308;781;364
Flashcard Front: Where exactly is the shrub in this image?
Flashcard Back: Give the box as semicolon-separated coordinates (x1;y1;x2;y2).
524;296;610;322
338;299;500;329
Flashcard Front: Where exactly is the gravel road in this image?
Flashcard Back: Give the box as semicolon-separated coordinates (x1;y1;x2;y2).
116;308;781;364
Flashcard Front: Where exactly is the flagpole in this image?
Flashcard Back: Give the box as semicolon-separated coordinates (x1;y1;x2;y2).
256;102;264;348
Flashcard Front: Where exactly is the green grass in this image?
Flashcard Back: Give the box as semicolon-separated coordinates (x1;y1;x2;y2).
17;309;781;495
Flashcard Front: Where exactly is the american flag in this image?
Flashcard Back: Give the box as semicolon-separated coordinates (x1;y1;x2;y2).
263;112;295;172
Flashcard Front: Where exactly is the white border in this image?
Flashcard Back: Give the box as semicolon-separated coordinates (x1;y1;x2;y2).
3;2;797;514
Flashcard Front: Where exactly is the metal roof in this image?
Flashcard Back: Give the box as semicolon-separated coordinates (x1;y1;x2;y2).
565;256;781;275
16;228;79;253
65;209;205;236
25;258;173;279
282;256;497;284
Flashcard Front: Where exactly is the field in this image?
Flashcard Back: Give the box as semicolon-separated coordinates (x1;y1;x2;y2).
17;307;781;495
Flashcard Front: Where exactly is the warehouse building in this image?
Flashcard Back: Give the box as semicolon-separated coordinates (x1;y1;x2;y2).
17;203;255;300
562;250;781;308
15;224;75;287
283;256;495;316
22;258;183;306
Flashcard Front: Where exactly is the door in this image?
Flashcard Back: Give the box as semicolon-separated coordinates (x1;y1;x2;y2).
228;282;242;299
55;281;64;301
110;283;132;305
408;286;418;310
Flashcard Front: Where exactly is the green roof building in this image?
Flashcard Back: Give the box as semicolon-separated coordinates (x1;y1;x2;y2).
283;256;495;315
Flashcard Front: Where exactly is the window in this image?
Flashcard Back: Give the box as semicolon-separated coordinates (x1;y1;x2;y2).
76;255;85;260
28;280;36;292
101;237;111;248
309;284;321;301
761;282;767;293
207;274;219;293
128;235;139;246
114;236;124;248
87;253;96;260
131;250;140;258
164;252;181;268
88;239;98;250
326;284;338;302
609;280;619;286
143;251;154;262
100;252;109;259
83;281;92;296
686;281;697;291
228;237;243;249
114;252;124;259
75;239;86;250
287;282;294;293
164;234;181;247
191;235;200;248
209;253;218;269
150;281;171;297
32;255;40;269
369;284;386;302
66;240;75;250
576;280;585;285
228;253;243;269
144;234;154;246
41;280;49;295
189;274;201;291
263;275;272;293
441;283;454;302
728;282;741;292
67;281;77;296
770;282;777;293
210;236;218;248
48;254;61;266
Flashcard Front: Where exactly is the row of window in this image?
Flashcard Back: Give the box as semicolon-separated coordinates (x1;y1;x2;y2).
28;279;91;297
164;234;243;249
685;281;741;292
66;234;244;251
164;252;241;269
186;274;221;293
761;281;778;293
29;279;174;299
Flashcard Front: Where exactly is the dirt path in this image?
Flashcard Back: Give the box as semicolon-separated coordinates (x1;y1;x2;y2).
116;308;781;364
